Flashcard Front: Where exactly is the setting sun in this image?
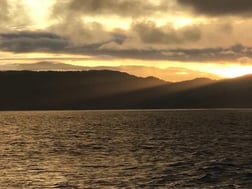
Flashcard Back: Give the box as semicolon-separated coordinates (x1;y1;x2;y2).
214;65;252;78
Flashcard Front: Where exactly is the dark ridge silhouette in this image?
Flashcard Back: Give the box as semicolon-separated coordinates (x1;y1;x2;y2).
0;61;220;81
0;70;167;110
1;70;252;110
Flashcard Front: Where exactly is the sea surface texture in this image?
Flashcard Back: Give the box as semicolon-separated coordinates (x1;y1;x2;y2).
0;110;251;188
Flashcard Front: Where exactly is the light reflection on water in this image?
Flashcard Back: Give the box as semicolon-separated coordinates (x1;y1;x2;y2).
0;110;251;188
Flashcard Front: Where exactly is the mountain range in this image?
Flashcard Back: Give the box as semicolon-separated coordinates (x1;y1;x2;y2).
0;62;220;82
0;70;252;110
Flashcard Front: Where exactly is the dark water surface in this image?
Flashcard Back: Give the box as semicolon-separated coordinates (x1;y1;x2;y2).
0;110;251;188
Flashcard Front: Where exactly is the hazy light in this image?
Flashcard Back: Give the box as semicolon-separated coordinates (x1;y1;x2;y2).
173;17;193;28
214;65;252;78
22;0;54;29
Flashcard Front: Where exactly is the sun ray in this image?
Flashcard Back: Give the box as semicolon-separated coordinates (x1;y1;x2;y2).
22;0;55;29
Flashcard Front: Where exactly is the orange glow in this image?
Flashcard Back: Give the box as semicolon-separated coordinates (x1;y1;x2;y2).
213;65;252;78
2;51;252;81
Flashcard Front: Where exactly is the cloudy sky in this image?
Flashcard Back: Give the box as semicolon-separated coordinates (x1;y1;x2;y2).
1;0;252;81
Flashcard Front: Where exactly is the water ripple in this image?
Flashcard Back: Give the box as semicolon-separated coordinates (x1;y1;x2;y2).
0;110;251;188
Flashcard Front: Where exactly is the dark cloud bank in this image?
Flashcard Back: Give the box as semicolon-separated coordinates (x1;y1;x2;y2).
56;0;252;18
178;0;252;16
1;30;252;62
0;31;69;52
1;0;252;64
133;21;201;44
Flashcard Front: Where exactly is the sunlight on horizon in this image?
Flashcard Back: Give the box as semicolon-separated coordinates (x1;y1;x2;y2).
2;50;252;80
214;65;252;78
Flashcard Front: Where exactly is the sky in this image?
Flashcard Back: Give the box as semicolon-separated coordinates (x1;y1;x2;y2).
1;0;252;81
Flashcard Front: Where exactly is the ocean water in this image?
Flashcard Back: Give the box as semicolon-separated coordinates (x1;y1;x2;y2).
0;110;251;188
